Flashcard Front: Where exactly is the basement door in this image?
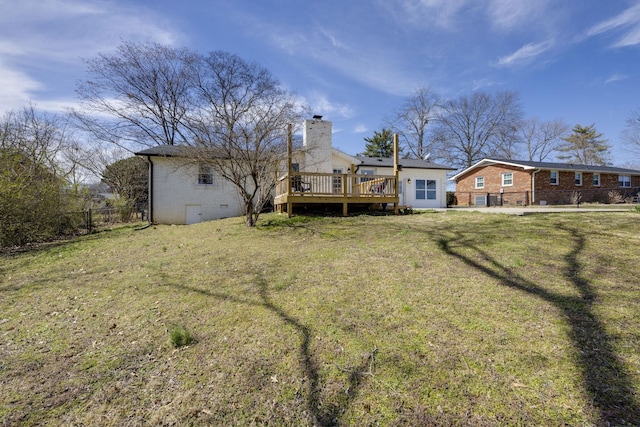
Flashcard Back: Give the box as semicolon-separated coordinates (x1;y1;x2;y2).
185;204;202;225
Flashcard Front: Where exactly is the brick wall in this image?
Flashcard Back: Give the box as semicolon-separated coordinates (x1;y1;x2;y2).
455;164;532;206
455;164;640;206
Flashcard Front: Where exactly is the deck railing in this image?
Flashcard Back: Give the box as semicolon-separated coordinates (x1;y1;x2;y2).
275;172;397;198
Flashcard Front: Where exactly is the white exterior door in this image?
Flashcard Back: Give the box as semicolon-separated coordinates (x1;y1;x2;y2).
185;204;202;225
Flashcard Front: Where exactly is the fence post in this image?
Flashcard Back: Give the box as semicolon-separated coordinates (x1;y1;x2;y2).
486;192;491;207
87;209;92;234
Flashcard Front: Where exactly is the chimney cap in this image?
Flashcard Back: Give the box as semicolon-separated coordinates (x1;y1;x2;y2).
312;115;323;120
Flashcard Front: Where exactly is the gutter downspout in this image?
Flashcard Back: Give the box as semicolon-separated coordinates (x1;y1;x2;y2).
147;155;154;224
531;169;540;205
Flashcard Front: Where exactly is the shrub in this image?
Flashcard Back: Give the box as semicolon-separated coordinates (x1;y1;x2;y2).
446;192;457;207
569;191;582;205
608;191;624;204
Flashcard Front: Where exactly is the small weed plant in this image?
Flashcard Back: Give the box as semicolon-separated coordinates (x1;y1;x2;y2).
169;325;194;348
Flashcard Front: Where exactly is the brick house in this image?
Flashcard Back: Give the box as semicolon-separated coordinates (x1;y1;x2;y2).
451;159;640;206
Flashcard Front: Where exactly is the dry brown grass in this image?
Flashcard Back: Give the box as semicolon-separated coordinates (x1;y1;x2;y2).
1;211;639;426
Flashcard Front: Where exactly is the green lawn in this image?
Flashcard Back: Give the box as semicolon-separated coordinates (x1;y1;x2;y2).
1;211;639;426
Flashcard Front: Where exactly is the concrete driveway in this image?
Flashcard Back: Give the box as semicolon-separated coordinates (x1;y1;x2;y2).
444;206;634;215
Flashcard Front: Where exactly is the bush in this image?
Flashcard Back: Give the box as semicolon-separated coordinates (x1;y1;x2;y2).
0;151;66;247
569;191;582;205
608;191;624;204
446;191;457;207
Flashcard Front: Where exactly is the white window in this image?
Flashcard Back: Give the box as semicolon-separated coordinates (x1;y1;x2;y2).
502;172;513;186
474;195;486;206
360;169;374;183
198;165;214;185
575;172;582;186
416;179;437;200
475;176;484;189
426;180;437;200
416;179;426;200
550;170;558;185
592;173;600;187
398;180;403;195
619;175;631;188
332;168;343;193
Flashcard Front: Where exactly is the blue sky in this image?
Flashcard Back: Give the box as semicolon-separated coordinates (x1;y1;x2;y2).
1;0;640;167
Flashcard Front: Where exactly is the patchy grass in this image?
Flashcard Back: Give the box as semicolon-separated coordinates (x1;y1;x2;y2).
1;213;639;426
169;325;195;348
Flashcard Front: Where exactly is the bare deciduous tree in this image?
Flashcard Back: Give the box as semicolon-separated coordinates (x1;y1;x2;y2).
73;42;305;227
623;110;640;157
387;86;440;159
190;51;304;226
72;41;198;151
518;117;568;161
434;90;523;168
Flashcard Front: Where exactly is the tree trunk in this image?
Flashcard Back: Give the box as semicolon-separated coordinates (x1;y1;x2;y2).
245;199;256;227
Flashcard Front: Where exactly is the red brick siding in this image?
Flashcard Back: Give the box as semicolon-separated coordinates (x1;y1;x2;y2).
455;165;532;206
456;165;640;206
536;171;640;204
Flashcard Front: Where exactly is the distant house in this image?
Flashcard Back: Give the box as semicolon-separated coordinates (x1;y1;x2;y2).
136;119;455;224
353;155;454;209
274;119;455;215
451;158;640;206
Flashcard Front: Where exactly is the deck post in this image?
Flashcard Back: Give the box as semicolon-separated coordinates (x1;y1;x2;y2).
287;124;293;196
393;134;399;215
342;173;348;216
286;124;293;217
350;163;357;195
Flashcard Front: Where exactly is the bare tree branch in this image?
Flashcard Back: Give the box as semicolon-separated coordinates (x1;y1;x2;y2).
517;117;568;161
435;90;523;168
387;86;441;159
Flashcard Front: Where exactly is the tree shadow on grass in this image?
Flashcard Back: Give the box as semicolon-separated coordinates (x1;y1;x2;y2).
434;223;639;425
172;275;372;426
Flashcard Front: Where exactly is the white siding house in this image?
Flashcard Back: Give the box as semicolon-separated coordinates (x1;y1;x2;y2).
136;119;454;224
135;146;245;224
354;156;452;209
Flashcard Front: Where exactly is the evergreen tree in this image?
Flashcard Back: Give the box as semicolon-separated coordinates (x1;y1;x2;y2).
362;128;395;157
557;124;610;165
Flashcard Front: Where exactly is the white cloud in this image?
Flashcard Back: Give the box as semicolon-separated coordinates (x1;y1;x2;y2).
0;0;182;61
487;0;549;32
320;29;348;50
605;73;627;84
586;3;640;47
301;92;355;120
376;0;466;30
496;41;553;67
0;0;185;114
0;61;42;111
353;123;368;133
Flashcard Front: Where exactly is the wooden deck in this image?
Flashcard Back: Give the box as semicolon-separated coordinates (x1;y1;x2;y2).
274;172;399;216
